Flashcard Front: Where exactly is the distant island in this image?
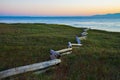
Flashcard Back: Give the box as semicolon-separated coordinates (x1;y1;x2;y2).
91;13;120;18
78;13;120;18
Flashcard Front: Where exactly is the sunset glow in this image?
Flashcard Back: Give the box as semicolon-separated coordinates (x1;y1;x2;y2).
0;0;120;16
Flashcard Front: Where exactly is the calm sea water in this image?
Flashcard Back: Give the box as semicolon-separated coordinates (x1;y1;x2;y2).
0;17;120;32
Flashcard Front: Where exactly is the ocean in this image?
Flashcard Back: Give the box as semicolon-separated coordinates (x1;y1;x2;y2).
0;17;120;32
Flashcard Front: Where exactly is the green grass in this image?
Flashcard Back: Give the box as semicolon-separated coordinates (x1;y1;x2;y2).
0;23;120;80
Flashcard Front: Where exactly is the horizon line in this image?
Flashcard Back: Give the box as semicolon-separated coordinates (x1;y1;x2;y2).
0;13;120;17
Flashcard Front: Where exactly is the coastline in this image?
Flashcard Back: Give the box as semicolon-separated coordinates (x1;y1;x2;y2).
0;23;120;33
0;17;120;32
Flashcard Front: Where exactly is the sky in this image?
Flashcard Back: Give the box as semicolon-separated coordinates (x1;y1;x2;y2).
0;0;120;16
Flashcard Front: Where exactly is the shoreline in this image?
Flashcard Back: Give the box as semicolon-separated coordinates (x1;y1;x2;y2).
0;23;120;33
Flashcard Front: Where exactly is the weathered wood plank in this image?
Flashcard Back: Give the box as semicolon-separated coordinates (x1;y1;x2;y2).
56;48;72;53
81;32;88;36
71;43;82;46
50;48;72;59
0;59;61;79
61;51;72;56
68;42;82;48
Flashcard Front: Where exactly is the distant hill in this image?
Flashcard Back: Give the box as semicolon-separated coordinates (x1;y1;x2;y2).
90;13;120;18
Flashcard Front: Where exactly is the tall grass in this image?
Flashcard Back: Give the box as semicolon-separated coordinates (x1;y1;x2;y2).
0;23;120;80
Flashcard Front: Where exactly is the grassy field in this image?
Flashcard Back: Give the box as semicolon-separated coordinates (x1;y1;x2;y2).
0;23;120;80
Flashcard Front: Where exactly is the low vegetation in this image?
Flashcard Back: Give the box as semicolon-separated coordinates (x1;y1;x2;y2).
0;23;120;80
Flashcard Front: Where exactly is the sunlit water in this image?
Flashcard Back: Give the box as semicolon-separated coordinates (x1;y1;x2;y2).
0;17;120;32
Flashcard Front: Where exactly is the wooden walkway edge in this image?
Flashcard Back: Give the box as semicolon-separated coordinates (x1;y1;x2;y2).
0;59;61;79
